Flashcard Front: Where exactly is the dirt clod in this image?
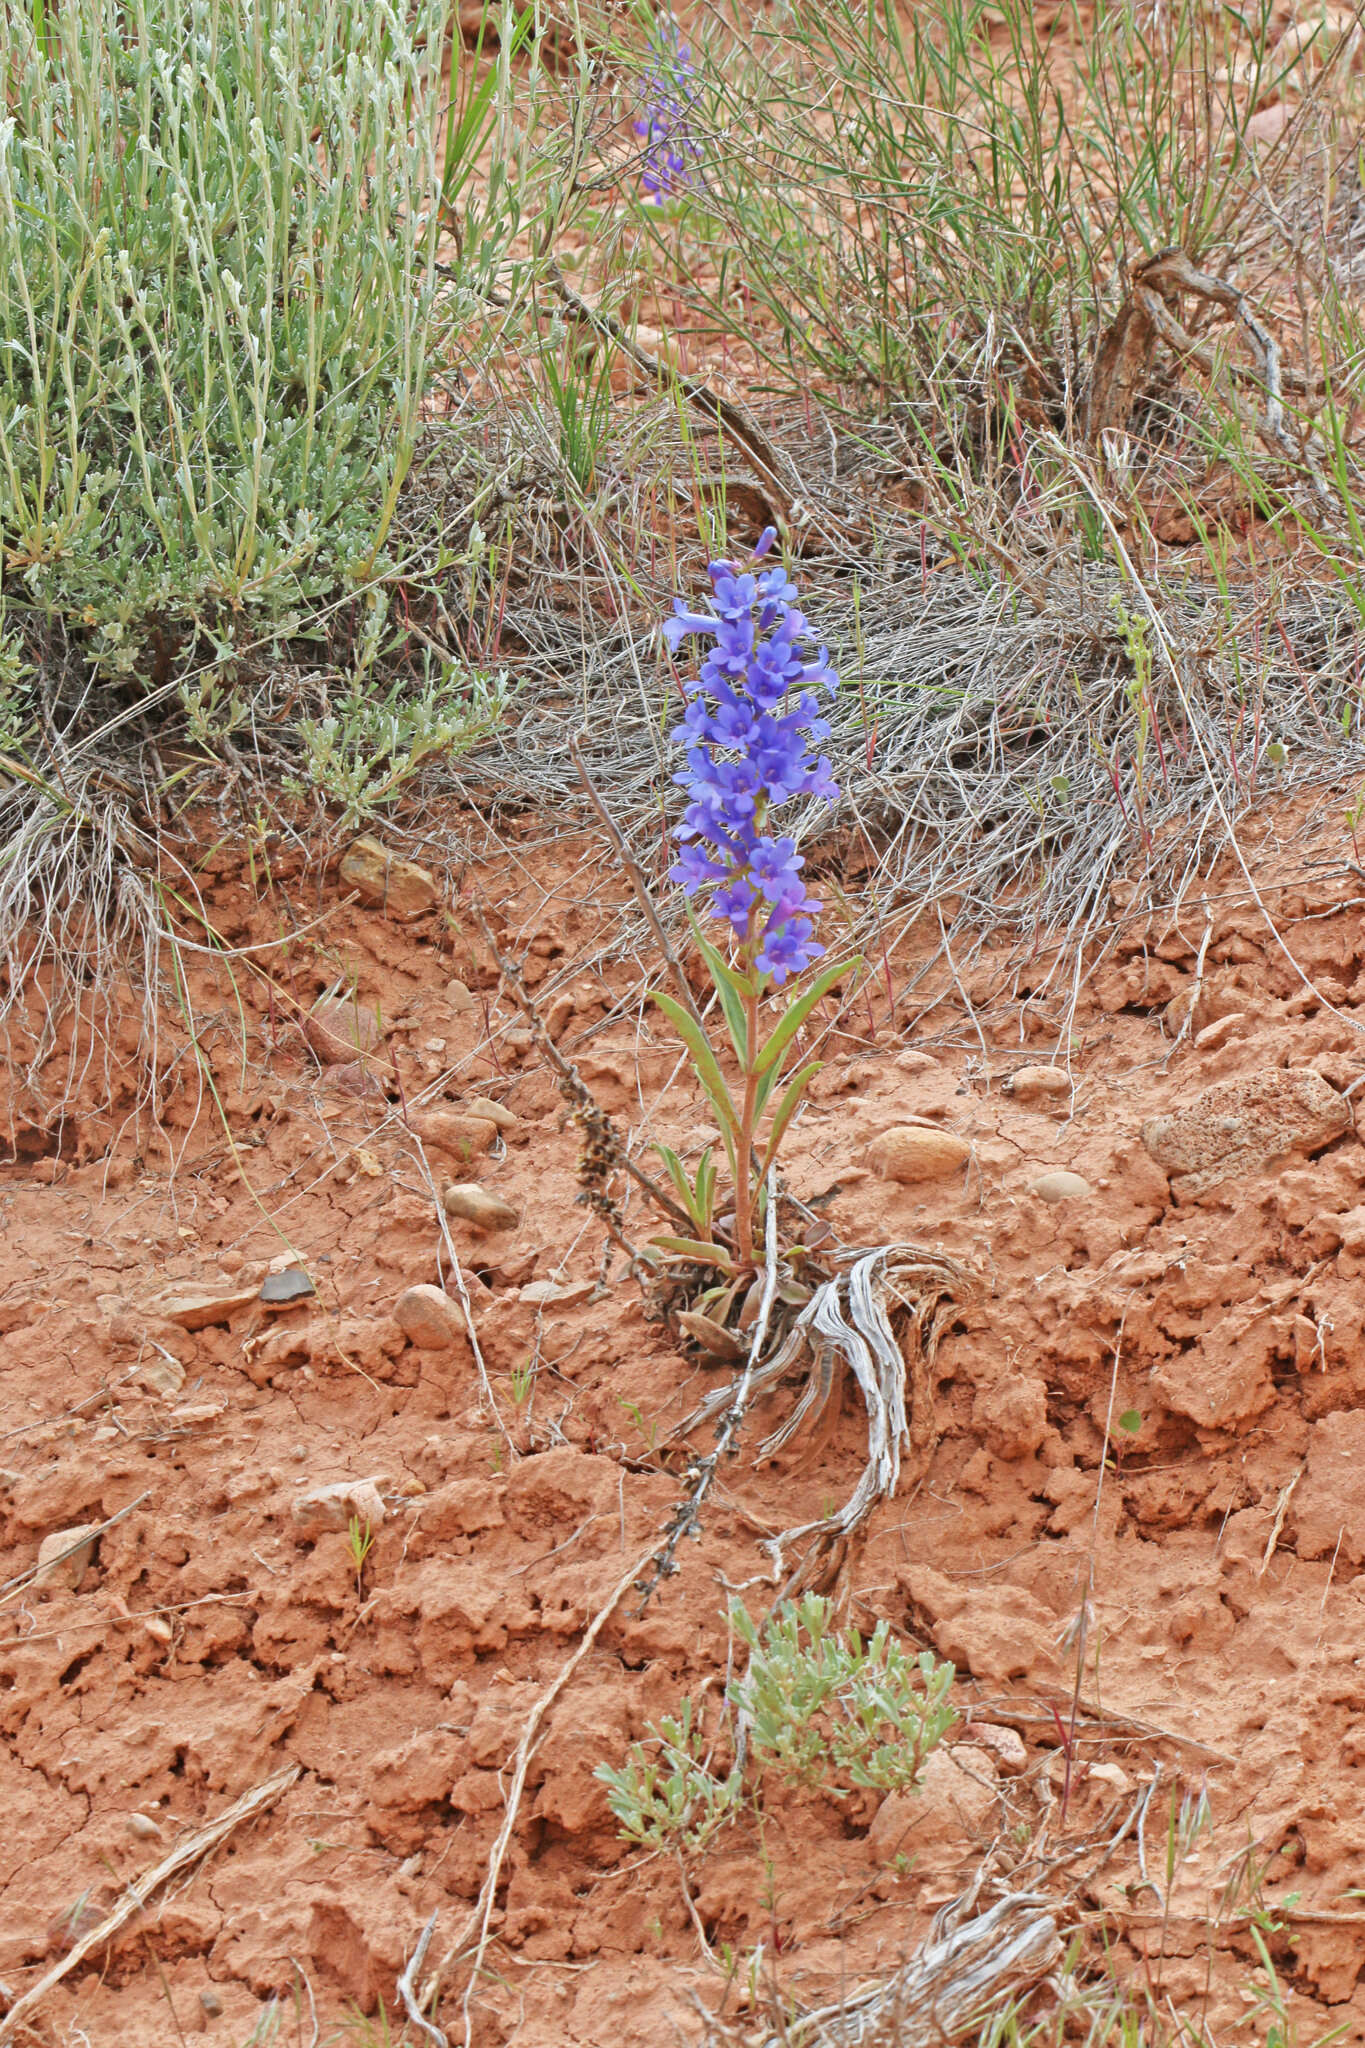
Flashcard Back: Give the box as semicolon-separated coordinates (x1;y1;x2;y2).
412;1109;498;1159
1141;1066;1352;1197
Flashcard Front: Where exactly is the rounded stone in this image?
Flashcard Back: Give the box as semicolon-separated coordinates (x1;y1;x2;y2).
866;1126;971;1184
1007;1065;1071;1102
33;1524;101;1592
394;1284;467;1351
442;1184;520;1232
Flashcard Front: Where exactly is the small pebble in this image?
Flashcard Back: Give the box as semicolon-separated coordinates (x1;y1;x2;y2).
465;1095;519;1132
1006;1065;1071;1102
394;1284;467;1351
125;1812;162;1841
33;1524;100;1592
1194;1011;1247;1052
200;1988;225;2017
1029;1170;1091;1203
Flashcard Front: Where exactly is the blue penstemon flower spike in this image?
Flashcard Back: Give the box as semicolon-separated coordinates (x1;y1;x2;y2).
651;530;859;1278
631;21;702;206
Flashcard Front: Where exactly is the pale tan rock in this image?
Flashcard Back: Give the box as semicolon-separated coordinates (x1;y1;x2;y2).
394;1284;467;1351
137;1355;186;1397
412;1109;498;1161
966;1722;1028;1776
443;1183;519;1232
866;1126;971;1183
291;1476;387;1537
1006;1065;1071;1102
465;1095;519;1132
33;1523;100;1591
339;834;438;919
303;997;383;1063
1029;1170;1091;1203
151;1285;260;1331
446;978;478;1014
1142;1068;1350;1198
519;1279;594;1309
125;1812;162;1841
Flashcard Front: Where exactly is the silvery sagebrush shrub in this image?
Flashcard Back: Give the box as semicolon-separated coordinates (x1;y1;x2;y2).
728;1595;956;1795
0;0;447;698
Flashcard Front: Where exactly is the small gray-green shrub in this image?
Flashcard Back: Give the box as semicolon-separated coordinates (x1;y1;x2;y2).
597;1596;956;1853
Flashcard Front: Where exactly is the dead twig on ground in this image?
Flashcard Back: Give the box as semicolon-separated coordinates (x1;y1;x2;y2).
0;1766;300;2044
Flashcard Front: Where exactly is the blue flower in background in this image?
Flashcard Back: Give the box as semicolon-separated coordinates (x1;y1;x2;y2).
632;25;702;205
665;529;839;983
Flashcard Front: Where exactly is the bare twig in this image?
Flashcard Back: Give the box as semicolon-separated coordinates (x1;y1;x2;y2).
0;1490;151;1609
0;1766;300;2043
397;1912;447;2048
569;734;704;1030
636;1168;783;1608
547;264;805;526
429;1542;665;2046
470;901;693;1240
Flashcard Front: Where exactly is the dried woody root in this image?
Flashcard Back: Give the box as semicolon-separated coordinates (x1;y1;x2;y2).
1086;244;1327;487
667;1243;972;1595
699;1891;1063;2048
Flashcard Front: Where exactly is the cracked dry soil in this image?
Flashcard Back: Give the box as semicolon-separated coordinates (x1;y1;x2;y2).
4;801;1365;2045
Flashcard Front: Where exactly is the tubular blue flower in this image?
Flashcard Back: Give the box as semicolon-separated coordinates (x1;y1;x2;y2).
665;528;839;984
631;26;702;206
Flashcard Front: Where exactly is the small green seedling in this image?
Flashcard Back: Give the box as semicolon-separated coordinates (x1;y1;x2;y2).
346;1515;374;1598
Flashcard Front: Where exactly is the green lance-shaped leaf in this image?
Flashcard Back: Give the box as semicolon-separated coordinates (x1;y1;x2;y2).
752;955;860;1078
654;1141;707;1231
649;1234;735;1274
757;1058;824;1179
651;991;742;1183
688;915;757;1066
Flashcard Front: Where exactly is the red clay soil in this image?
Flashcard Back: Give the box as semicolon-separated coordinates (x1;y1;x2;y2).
3;798;1365;2046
